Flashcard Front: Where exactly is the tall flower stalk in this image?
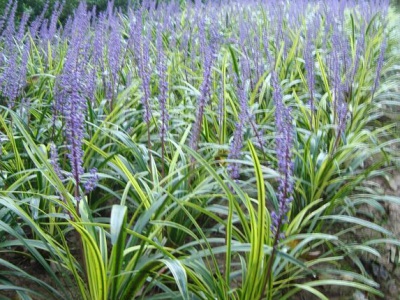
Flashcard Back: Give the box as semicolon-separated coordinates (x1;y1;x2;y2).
189;25;219;153
270;71;295;239
327;35;349;152
131;10;153;159
227;76;247;181
53;3;96;205
262;71;295;295
106;9;123;106
156;28;169;178
304;21;317;129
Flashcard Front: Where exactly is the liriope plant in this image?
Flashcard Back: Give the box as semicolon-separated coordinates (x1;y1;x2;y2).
0;0;399;299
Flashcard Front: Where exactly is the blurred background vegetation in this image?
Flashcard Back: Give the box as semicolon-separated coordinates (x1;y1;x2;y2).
0;0;398;23
0;0;134;24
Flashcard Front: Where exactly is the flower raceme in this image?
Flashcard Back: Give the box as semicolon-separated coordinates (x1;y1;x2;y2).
227;76;248;181
53;3;97;201
189;24;220;152
270;72;295;238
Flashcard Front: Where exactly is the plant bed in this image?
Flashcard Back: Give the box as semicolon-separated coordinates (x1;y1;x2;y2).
1;0;400;299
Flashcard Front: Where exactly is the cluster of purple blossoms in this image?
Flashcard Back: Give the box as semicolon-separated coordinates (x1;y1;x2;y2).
0;41;30;108
29;1;49;38
53;3;97;200
227;77;247;181
131;10;152;125
270;72;295;237
17;11;30;41
50;142;65;181
0;1;30;109
84;168;99;194
39;1;64;42
322;18;354;143
0;0;17;48
189;25;220;152
106;8;124;102
304;16;319;119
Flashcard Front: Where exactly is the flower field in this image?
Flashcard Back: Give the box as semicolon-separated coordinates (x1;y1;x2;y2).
1;0;400;299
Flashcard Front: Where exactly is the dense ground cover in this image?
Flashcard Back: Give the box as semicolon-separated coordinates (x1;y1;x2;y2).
1;0;400;299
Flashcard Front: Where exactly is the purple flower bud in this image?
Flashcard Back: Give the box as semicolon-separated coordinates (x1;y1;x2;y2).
84;168;99;194
50;142;65;181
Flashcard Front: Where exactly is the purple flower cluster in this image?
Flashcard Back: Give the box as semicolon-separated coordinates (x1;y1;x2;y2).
84;168;99;194
48;1;64;39
270;72;294;237
304;16;319;119
0;39;30;108
131;10;152;125
227;77;247;181
29;2;50;38
50;142;65;181
189;25;219;152
106;8;124;102
1;0;17;48
39;1;64;41
53;3;96;200
17;11;30;41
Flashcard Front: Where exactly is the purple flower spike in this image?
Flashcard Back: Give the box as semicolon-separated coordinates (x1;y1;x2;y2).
1;0;17;49
17;12;31;41
29;1;49;38
131;11;152;125
189;25;219;152
227;79;247;181
0;39;30;108
50;142;65;181
54;2;93;201
371;38;387;97
270;72;295;238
